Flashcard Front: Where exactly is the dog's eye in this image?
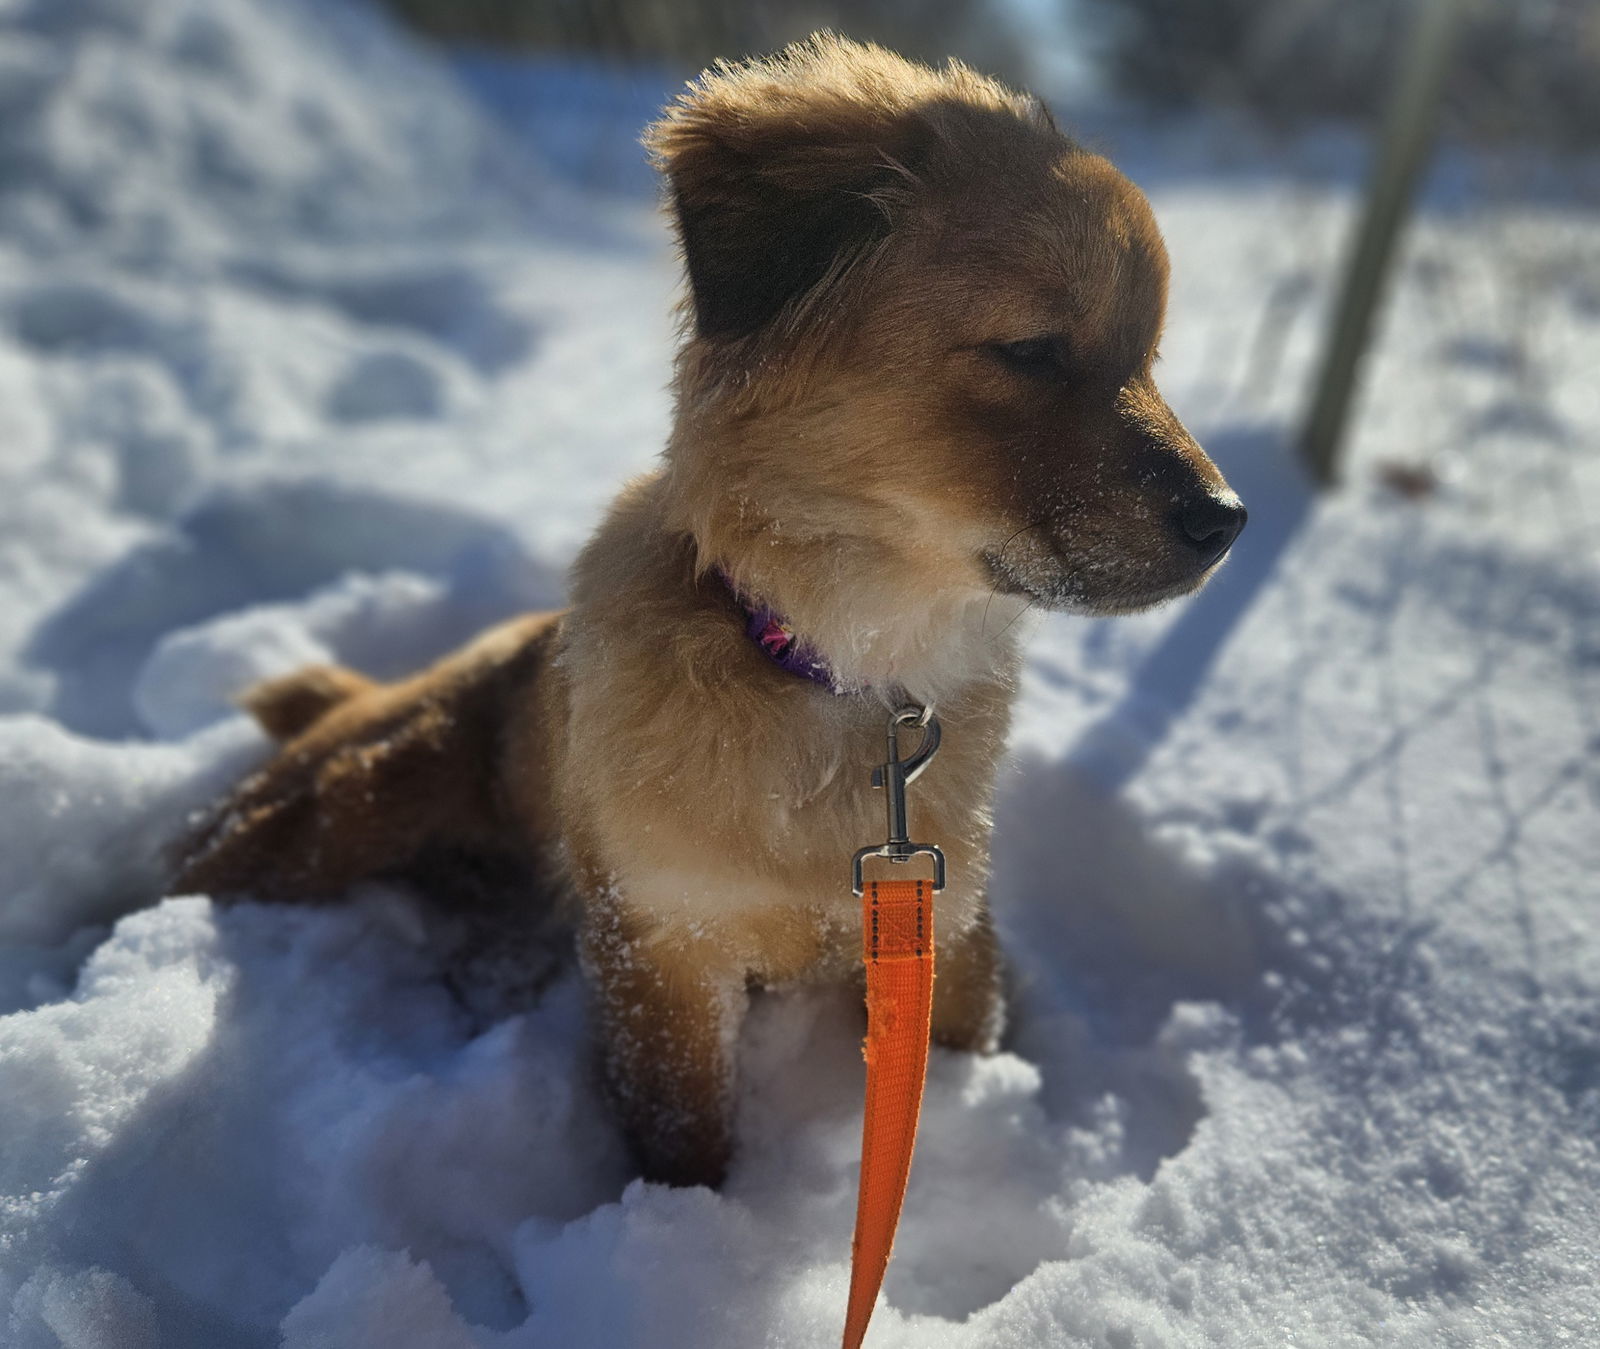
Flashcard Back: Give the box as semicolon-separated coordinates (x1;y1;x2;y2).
988;335;1068;378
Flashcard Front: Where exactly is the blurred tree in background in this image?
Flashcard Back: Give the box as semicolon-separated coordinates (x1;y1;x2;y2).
1085;0;1600;146
380;0;1028;84
380;0;1600;148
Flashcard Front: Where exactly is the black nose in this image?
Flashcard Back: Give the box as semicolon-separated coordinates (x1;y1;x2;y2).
1176;495;1247;567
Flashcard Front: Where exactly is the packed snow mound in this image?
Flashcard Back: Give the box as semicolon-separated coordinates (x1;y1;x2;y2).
0;0;539;265
0;0;666;732
3;0;1600;1344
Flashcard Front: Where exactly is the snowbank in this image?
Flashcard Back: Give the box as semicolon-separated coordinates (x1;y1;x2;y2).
2;1;1598;1346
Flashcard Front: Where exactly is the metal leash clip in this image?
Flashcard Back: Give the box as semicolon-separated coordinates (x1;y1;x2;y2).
852;704;945;895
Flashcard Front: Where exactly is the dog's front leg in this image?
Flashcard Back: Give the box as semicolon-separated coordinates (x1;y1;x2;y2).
582;910;744;1188
931;905;1006;1054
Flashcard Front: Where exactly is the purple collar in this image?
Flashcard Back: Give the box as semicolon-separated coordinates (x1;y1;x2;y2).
714;568;847;693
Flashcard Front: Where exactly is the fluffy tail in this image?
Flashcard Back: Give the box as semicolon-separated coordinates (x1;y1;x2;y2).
239;664;375;740
171;613;561;905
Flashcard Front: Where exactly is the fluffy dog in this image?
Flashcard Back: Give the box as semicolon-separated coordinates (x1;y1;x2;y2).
176;35;1245;1188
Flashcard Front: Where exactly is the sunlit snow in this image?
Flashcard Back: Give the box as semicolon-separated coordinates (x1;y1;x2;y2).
2;1;1598;1346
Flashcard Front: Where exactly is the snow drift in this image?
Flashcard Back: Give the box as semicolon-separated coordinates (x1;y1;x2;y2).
2;0;1599;1346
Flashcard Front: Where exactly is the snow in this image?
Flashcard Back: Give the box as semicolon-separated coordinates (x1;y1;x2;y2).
2;1;1599;1345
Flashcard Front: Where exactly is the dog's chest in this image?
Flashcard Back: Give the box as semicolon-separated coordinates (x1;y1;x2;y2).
615;713;995;973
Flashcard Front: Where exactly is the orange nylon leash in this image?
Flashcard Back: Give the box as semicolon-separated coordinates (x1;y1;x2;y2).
842;706;945;1349
842;876;935;1349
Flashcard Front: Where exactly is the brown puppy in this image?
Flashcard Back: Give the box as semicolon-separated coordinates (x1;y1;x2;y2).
176;35;1244;1188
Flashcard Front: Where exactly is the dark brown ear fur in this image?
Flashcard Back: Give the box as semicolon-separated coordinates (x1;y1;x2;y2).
645;33;1047;341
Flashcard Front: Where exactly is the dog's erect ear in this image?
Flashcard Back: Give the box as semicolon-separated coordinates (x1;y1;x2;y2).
648;33;1065;342
654;130;906;343
647;36;940;341
648;35;1057;341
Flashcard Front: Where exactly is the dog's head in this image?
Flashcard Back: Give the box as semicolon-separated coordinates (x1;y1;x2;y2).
648;35;1243;622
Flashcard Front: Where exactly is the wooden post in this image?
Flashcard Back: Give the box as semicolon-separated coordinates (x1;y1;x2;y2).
1300;0;1465;485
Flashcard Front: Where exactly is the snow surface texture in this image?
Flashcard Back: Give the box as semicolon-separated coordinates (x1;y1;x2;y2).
2;1;1599;1345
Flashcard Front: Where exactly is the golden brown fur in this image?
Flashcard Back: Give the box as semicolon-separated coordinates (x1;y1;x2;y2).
174;35;1243;1188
